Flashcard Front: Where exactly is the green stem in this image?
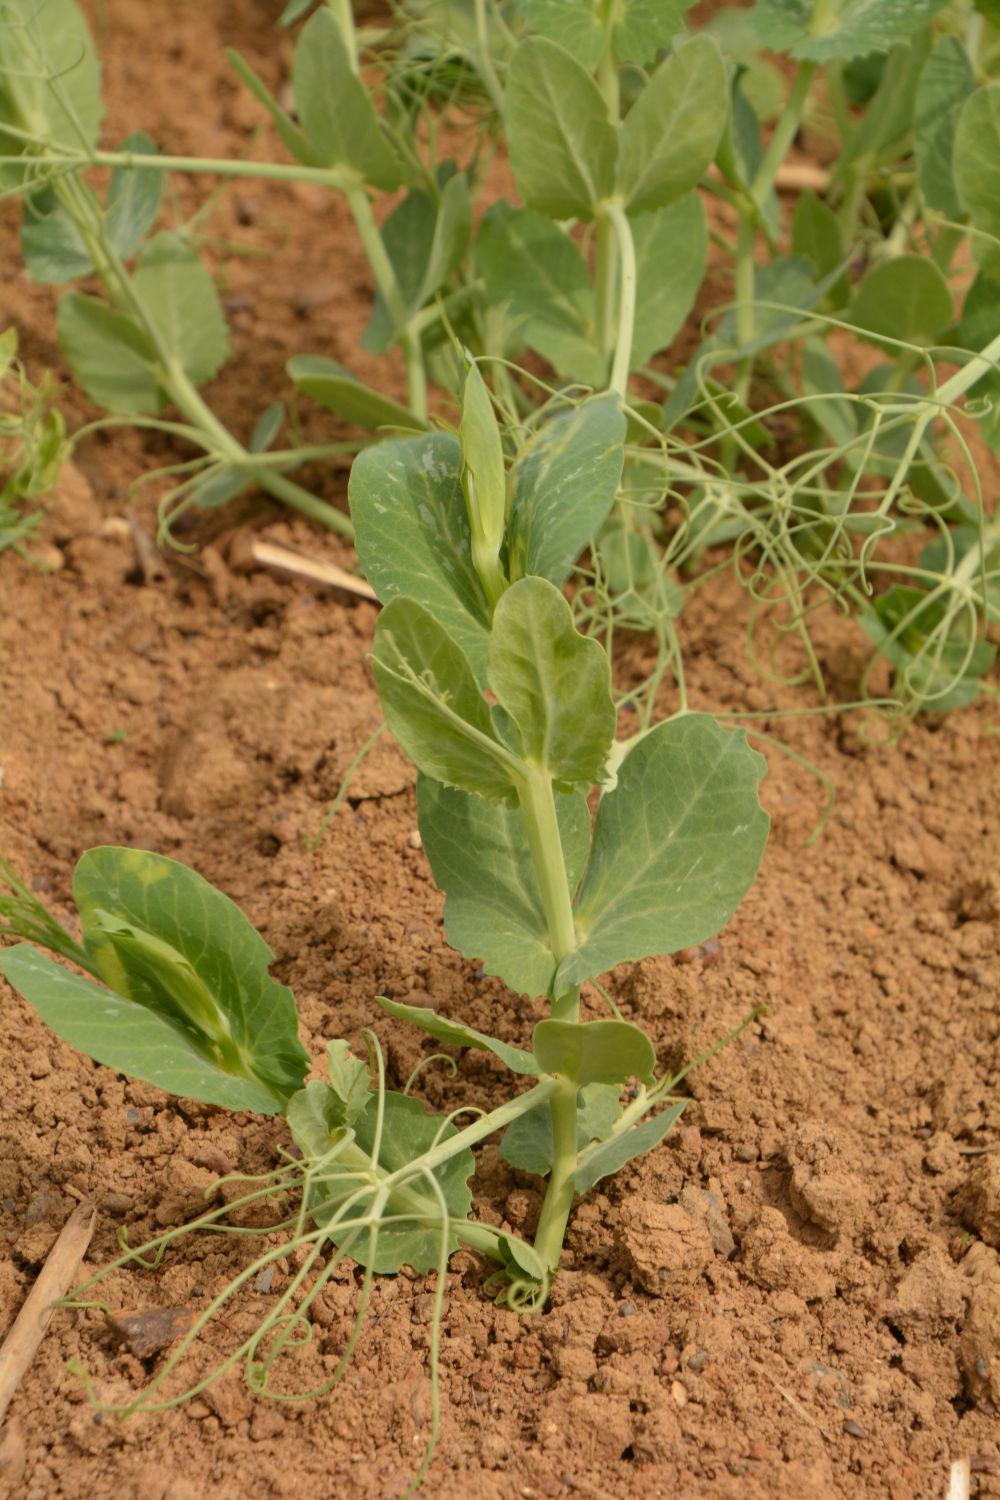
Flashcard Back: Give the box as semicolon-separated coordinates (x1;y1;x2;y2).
78;146;353;189
604;202;637;400
473;0;505;115
515;768;579;1018
594;215;619;374
529;1079;580;1274
344;184;428;423
751;61;816;209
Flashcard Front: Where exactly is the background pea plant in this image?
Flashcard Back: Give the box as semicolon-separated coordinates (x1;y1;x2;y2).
1;0;997;731
0;366;768;1484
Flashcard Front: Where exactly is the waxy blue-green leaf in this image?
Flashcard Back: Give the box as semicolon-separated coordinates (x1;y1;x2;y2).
0;946;288;1114
460;360;506;571
507;395;625;587
378;995;538;1074
630;194;707;369
0;0;102;188
487;578;615;784
21;132;162;286
133;234;230;388
302;1090;475;1273
574;1099;686;1191
372;598;517;798
72;846;309;1104
288;354;426;430
848;255;953;349
753;0;949;61
501;1081;621;1174
505;37;617;220
791;190;850;308
350;433;491;679
558;715;769;989
616;36;728;214
292;8;402;188
615;0;694;65
474;205;602;384
417;773;591;998
955;86;1000;281
57;295;162;414
533;1018;656;1086
915;38;974;221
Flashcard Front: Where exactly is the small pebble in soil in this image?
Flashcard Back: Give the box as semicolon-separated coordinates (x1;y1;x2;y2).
843;1419;866;1439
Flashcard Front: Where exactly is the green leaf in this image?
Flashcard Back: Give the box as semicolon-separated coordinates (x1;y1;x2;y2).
915;38;973;221
133;233;229;388
533;1018;656;1085
507;395;626;587
377;995;538;1074
226;47;319;166
72;846;309;1105
955;86;1000;281
474;204;602;383
753;0;949;61
615;0;694;65
791;190;849;307
500;1081;621;1174
505;36;617;220
292;8;401;188
106;132;164;257
574;1099;686;1191
286;1079;347;1158
288;354;426;430
487;578;615;784
0;946;288;1115
617;36;728;214
349;432;491;679
301;1090;475;1273
848;255;953;348
800;343;856;447
371;597;517;798
415;171;472;307
326;1039;372;1122
511;0;604;70
959;272;1000;450
860;585;996;710
630;194;707;369
56;294;162;414
21;191;93;284
558;715;769;989
0;0;102;187
416;773;591;998
362;189;437;353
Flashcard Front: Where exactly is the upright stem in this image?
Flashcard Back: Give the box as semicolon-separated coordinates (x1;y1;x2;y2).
594;216;619;376
344;183;428;423
529;1079;580;1273
516;768;579;1016
750;62;816;210
604;202;637;400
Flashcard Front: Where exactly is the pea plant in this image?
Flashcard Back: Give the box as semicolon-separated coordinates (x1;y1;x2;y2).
0;372;768;1480
2;0;998;729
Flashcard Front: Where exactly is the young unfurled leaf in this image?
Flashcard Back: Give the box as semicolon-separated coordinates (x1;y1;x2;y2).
487;578;615;784
914;38;974;221
532;1018;656;1086
350;433;491;679
299;1091;475;1273
377;995;539;1074
372;598;517;798
955;86;1000;281
57;295;162;414
616;36;728;215
0;0;103;188
574;1099;686;1191
501;1081;621;1174
753;0;950;61
505;37;617;220
507;396;626;588
848;256;953;349
630;194;708;369
133;234;230;390
286;1078;349;1158
292;8;402;188
558;715;769;989
326;1039;373;1121
416;774;591;998
288;354;427;430
460;361;506;598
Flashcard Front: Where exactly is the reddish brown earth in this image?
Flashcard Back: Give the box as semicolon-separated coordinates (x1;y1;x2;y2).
2;4;1000;1499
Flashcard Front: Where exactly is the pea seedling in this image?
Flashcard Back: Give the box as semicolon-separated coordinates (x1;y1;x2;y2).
1;369;768;1482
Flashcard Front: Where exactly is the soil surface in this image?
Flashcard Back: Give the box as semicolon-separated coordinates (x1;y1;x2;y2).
2;4;1000;1499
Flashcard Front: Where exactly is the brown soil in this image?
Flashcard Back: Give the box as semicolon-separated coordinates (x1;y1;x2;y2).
2;4;1000;1499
